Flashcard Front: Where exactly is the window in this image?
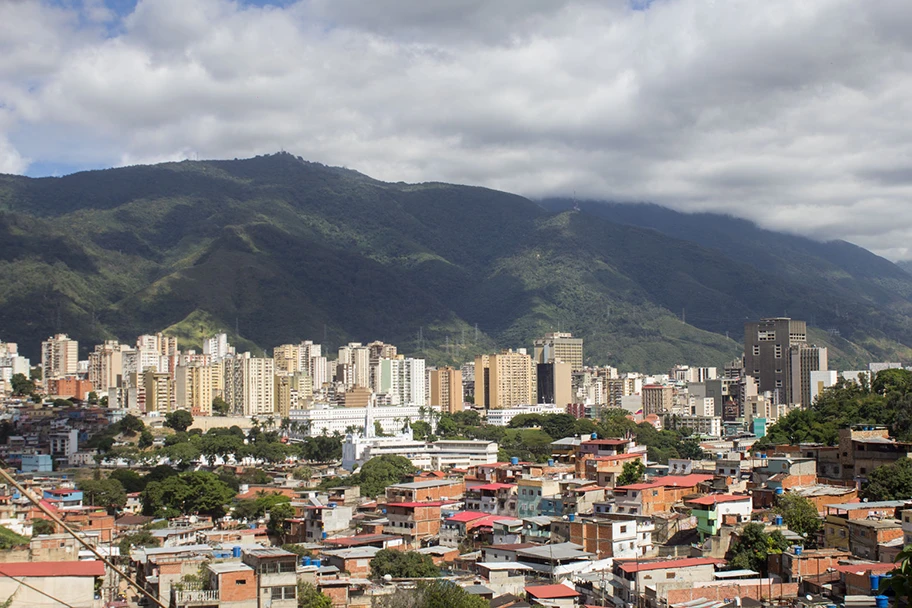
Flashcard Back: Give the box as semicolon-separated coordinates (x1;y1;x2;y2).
752;346;760;356
860;468;867;475
666;572;675;579
236;580;247;586
270;586;296;601
620;525;627;533
652;490;658;496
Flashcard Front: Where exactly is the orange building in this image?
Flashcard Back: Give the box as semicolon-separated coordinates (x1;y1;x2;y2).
384;502;443;548
613;474;714;515
46;377;94;401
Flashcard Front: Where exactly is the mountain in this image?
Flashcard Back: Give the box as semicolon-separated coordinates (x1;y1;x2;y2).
0;152;910;372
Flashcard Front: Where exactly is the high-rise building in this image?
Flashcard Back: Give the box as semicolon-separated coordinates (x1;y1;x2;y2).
743;317;807;404
789;345;828;407
273;344;301;374
474;350;536;409
641;384;673;415
536;362;572;407
533;332;584;369
41;334;79;380
429;366;464;414
175;364;215;416
88;340;128;393
606;377;639;409
298;341;322;377
379;357;426;406
143;370;175;413
222;354;276;416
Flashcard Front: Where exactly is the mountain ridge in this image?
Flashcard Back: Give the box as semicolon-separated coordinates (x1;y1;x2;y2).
1;152;911;372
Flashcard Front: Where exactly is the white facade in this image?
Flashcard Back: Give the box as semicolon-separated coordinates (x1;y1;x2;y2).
485;403;565;426
674;415;722;437
289;404;434;437
809;370;838;404
378;358;426;406
203;333;231;363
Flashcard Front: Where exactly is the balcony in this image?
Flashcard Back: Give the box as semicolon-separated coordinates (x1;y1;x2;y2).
173;588;219;607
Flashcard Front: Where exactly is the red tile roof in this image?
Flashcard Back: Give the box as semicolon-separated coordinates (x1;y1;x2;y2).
0;561;105;578
467;515;520;530
686;494;752;506
323;534;400;547
831;562;894;575
616;557;724;573
525;584;581;599
652;474;714;486
591;453;643;463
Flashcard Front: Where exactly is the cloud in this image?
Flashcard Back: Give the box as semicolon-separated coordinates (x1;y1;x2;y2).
4;0;912;258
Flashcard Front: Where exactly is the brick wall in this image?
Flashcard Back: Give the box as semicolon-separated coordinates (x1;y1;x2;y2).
665;582;799;604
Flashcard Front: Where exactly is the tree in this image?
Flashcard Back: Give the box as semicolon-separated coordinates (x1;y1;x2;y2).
298;582;332;608
212;396;231;416
234;500;262;521
165;410;194;433
110;469;146;493
163;441;202;468
142;471;234;518
292;466;313;480
727;523;788;576
774;493;821;544
370;549;439;579
9;374;35;397
118;530;160;556
31;519;55;537
411;420;433;441
617;459;645;486
87;391;99;405
872;368;912;396
78;478;127;513
268;502;294;539
119;414;145;436
138;429;154;449
353;455;415;497
861;458;912;501
373;580;486;608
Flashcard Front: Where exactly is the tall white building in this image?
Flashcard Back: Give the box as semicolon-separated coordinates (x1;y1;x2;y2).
379;357;426;406
289;404;436;437
203;333;232;364
88;340;128;393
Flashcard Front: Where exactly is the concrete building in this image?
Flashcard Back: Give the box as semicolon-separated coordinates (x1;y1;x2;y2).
87;340;127;393
223;354;276;416
41;334;78;380
641;385;673;415
744;317;807;404
536;362;572;407
475;350;537;409
175;364;216;416
809;370;838;405
0;561;105;608
607;377;640;410
241;548;298;608
378;357;426;406
429;366;464;414
789;344;828;407
485;403;565;426
533;332;584;369
144;370;175;413
272;343;301;374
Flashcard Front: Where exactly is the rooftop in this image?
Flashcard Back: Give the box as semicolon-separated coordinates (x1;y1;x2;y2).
525;583;580;599
208;562;253;574
323;534;401;547
447;511;490;524
0;561;105;578
828;501;910;511
388;479;461;490
516;543;593;561
616;557;724;573
243;547;296;559
686;494;751;507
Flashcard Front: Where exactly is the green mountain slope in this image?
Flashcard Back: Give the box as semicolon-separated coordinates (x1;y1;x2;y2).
1;153;910;372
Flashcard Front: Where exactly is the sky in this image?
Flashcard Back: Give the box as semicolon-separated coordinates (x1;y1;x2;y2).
4;1;912;259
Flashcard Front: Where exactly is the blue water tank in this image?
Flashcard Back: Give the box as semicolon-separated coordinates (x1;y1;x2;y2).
775;487;784;495
548;459;554;467
232;546;242;558
329;502;337;508
591;433;598;440
249;523;256;529
511;457;519;466
313;559;322;568
871;574;880;591
568;513;575;522
760;454;767;459
303;556;311;566
774;515;783;526
322;532;327;539
381;509;387;514
875;596;888;608
794;546;803;556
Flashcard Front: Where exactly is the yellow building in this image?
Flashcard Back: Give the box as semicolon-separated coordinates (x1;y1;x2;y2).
143;370;175;414
175;365;215;416
475;350;536;409
429;366;464;414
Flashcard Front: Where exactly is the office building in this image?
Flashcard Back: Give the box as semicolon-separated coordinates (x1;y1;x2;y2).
175;364;216;416
273;344;301;374
790;344;828;407
533;332;583;369
429;366;464;414
202;333;232;363
641;384;673;415
536;361;572;407
41;334;78;380
744;317;807;404
144;371;175;414
223;354;276;416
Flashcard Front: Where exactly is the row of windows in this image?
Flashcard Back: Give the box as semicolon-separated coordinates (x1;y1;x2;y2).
259;562;297;574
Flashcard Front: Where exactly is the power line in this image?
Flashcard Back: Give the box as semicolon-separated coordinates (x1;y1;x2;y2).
0;466;167;608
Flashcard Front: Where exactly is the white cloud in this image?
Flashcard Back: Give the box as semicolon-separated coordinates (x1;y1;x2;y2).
3;0;912;258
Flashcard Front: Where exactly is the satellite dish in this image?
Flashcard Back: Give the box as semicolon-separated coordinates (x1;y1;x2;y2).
383;574;392;582
806;594;813;601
